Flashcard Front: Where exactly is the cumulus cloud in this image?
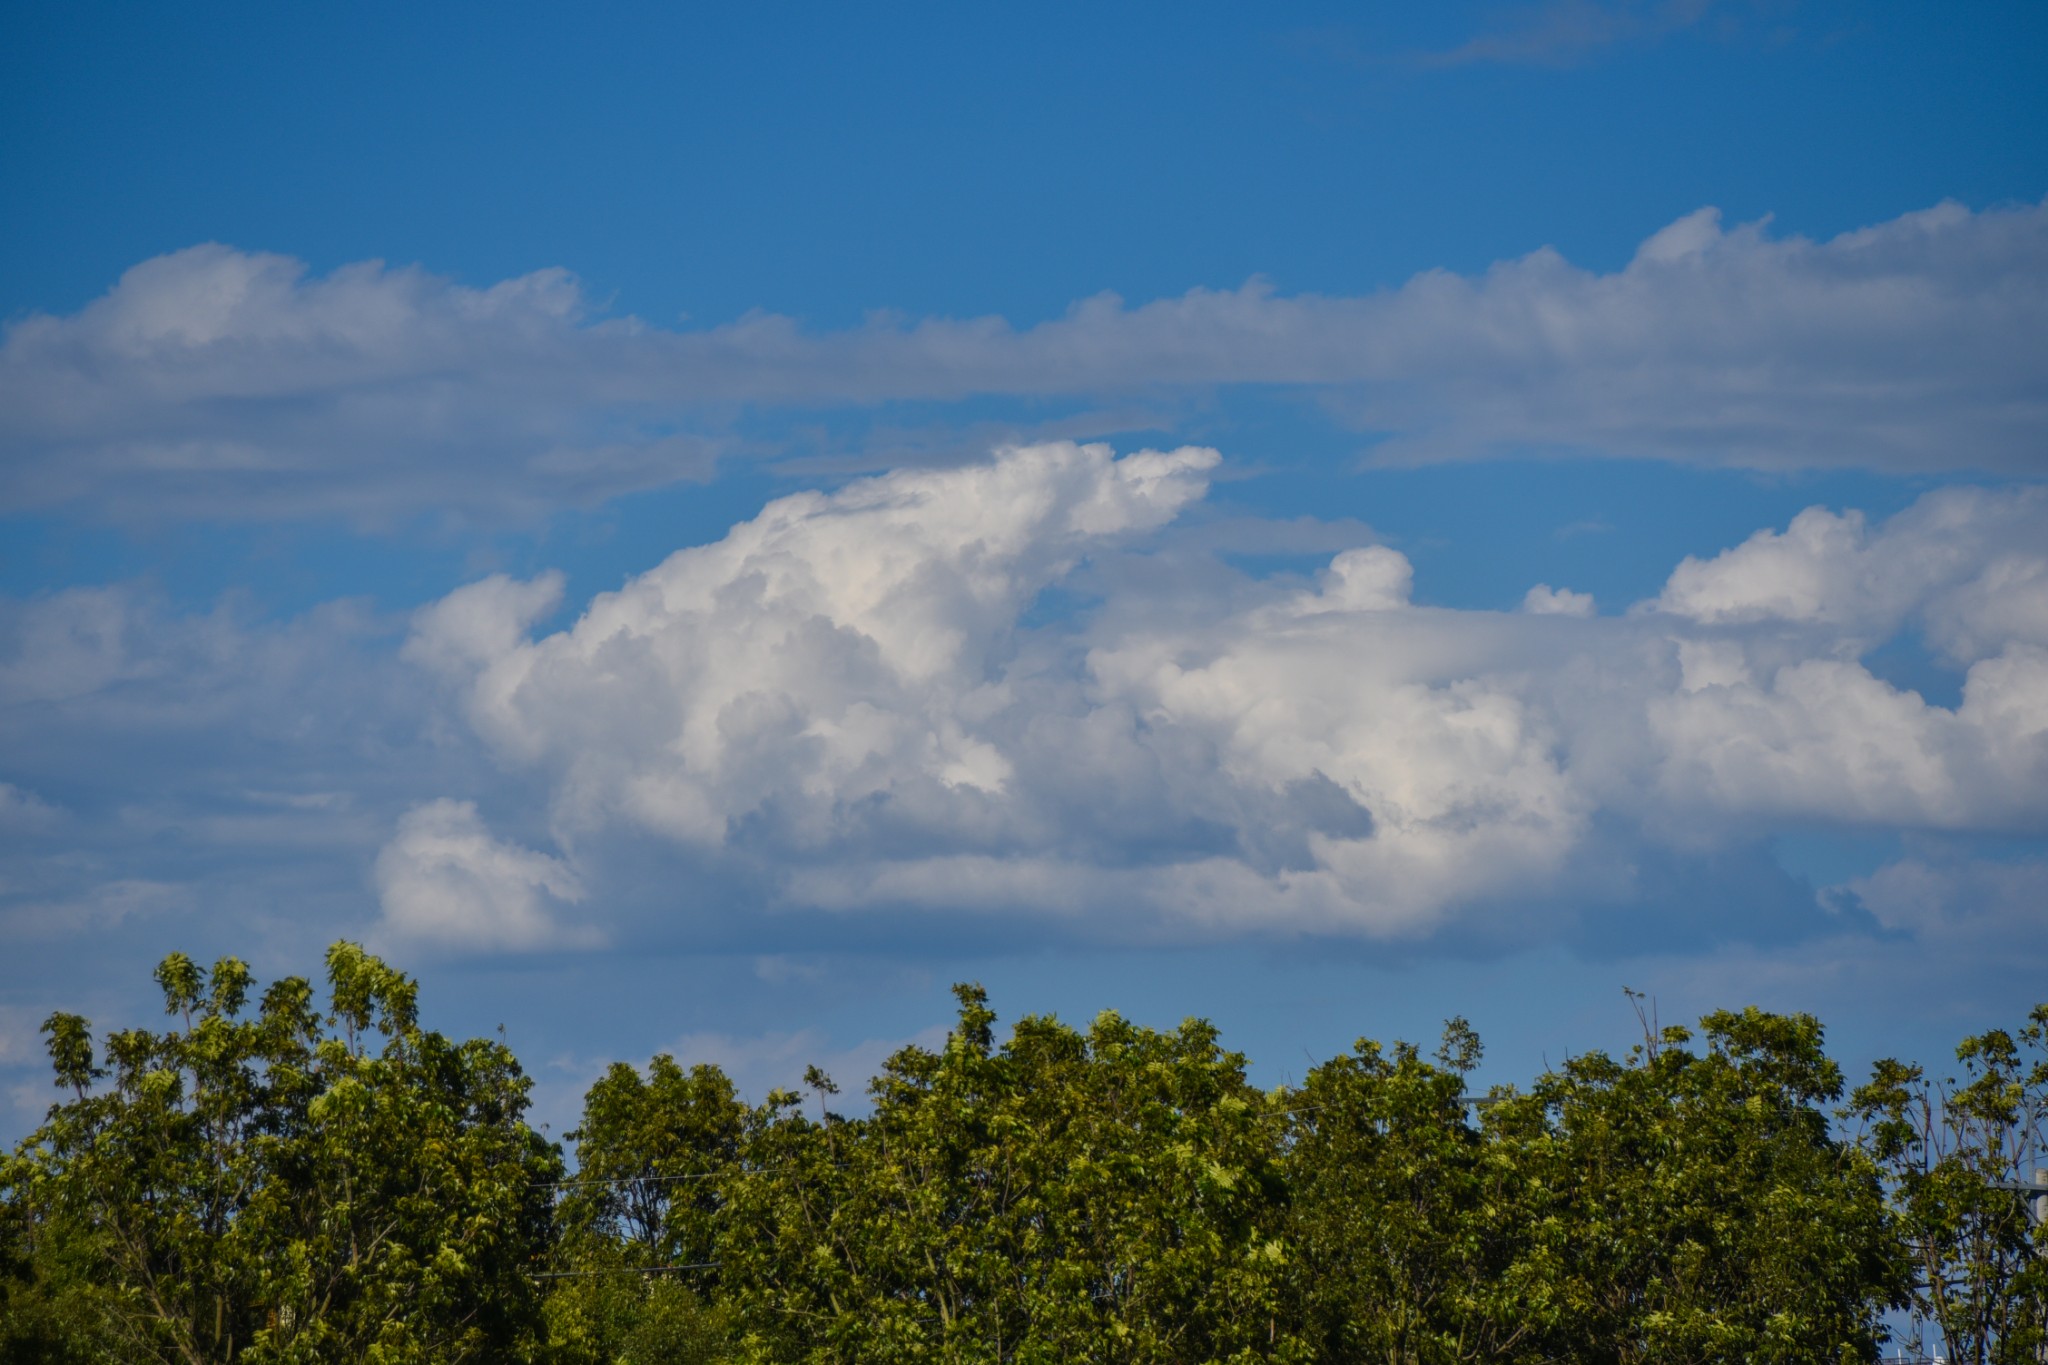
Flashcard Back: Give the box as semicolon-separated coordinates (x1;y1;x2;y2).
1523;584;1596;617
1638;484;2048;830
402;571;565;680
412;441;1219;849
1649;650;2048;830
373;799;592;951
4;200;2042;522
1653;486;2048;660
2;447;2041;957
401;443;2048;943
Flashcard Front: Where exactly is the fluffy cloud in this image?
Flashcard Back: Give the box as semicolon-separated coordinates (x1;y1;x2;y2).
3;447;2041;955
1649;650;2048;830
413;441;1219;850
4;200;2042;522
1653;486;2048;659
1643;486;2048;829
373;800;592;951
1523;584;1596;617
404;443;2048;943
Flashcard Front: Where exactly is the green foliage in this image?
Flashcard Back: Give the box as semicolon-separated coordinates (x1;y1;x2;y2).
1282;1008;1903;1365
559;1055;744;1274
712;984;1299;1363
9;944;2043;1365
1851;1004;2048;1365
5;943;561;1365
1283;1020;1527;1363
545;1052;746;1364
1480;1007;1905;1364
540;1275;732;1365
0;1159;121;1364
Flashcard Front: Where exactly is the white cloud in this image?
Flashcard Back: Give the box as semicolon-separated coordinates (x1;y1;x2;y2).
1523;584;1596;617
401;571;565;680
398;443;2048;942
373;799;593;951
1652;487;2048;660
1648;650;2048;830
4;200;2042;523
3;445;2042;958
411;441;1217;846
1303;546;1414;612
1084;590;1587;933
1634;485;2048;830
0;245;719;524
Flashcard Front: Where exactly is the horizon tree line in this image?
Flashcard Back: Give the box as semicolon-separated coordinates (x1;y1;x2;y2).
3;942;2043;1364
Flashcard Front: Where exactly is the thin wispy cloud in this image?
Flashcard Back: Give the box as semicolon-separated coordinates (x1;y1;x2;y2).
1420;0;1726;68
4;200;2042;525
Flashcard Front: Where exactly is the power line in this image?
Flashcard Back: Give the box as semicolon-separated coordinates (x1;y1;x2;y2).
538;1159;859;1190
537;1172;725;1189
528;1261;720;1280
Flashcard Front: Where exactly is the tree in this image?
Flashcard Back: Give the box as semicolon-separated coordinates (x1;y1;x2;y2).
1851;1004;2048;1365
1282;1018;1537;1364
0;1148;119;1364
544;1054;745;1365
1484;1007;1905;1364
16;950;2036;1363
5;942;562;1364
539;1275;733;1365
557;1054;745;1274
716;984;1300;1363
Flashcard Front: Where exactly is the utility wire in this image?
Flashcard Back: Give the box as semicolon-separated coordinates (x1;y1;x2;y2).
537;1160;854;1190
538;1172;725;1189
528;1261;720;1280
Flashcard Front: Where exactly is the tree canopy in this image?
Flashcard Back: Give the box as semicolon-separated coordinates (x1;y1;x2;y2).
5;943;2043;1363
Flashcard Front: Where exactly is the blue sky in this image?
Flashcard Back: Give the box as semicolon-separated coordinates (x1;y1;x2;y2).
3;0;2046;1137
